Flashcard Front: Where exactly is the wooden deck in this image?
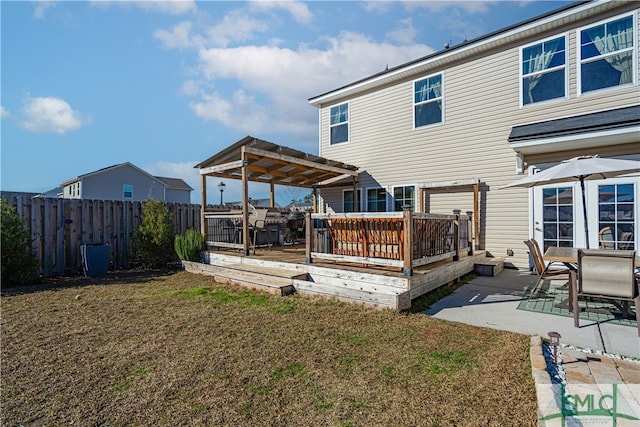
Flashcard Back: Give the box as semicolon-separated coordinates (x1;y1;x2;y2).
186;244;490;310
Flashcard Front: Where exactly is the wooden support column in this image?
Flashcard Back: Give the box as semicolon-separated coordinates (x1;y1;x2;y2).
200;174;207;236
269;182;275;208
473;182;480;250
312;186;318;213
305;212;312;264
453;209;461;261
403;206;413;277
241;147;250;256
352;176;359;213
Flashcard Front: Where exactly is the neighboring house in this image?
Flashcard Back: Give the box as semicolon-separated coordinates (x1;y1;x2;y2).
309;0;639;269
60;162;192;203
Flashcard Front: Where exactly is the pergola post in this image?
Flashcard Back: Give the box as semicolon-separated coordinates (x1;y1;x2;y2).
241;146;250;256
200;174;207;236
270;182;275;208
312;186;318;213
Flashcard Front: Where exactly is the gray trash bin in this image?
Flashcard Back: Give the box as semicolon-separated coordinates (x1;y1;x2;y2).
81;244;110;277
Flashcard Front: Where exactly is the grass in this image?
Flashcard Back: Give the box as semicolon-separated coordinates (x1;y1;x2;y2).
1;270;537;426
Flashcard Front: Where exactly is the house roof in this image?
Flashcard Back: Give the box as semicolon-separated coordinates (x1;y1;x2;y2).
508;105;640;142
195;136;359;189
308;0;623;106
508;104;640;155
154;176;193;191
60;162;167;187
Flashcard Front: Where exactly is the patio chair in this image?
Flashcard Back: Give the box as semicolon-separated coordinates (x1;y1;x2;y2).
250;209;276;254
599;226;615;250
570;249;639;336
524;239;570;297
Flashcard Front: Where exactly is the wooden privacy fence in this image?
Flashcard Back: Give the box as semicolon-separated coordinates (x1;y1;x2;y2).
307;210;473;276
3;196;201;277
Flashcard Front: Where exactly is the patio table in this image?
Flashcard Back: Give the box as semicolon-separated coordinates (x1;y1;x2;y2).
543;246;640;312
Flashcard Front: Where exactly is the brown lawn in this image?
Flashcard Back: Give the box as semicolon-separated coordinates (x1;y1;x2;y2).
1;270;537;426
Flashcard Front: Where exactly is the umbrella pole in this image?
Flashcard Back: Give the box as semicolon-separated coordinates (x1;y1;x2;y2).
580;177;589;249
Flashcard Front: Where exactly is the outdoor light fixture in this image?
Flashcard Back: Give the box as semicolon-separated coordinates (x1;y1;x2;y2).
217;181;226;206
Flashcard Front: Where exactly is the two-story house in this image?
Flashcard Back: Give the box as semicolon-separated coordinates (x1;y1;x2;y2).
309;0;639;269
60;162;193;203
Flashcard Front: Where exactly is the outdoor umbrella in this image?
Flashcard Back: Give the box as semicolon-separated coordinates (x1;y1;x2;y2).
501;155;640;248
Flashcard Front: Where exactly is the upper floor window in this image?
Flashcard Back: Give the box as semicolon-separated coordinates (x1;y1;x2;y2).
367;188;386;212
123;184;133;199
414;73;443;128
580;14;635;94
393;185;415;211
330;103;349;144
521;35;566;105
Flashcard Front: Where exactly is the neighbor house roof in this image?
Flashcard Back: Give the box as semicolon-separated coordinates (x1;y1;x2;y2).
154;176;193;191
308;0;619;106
60;162;167;187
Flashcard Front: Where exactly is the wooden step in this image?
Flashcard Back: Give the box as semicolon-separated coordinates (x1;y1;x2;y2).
474;257;505;277
182;261;305;296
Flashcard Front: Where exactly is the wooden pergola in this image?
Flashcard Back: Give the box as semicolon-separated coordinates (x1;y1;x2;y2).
195;136;359;255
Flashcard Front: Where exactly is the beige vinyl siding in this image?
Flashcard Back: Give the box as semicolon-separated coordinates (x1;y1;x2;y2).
317;6;640;268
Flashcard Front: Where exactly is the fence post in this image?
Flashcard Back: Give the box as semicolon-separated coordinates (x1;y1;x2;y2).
305;212;312;264
466;211;474;255
453;209;461;261
402;206;413;277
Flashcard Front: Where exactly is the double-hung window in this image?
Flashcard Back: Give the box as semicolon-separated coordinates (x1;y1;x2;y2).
414;73;443;128
367;188;386;212
579;14;635;94
343;189;361;213
330;102;349;145
393;186;415;211
521;35;566;105
123;184;133;199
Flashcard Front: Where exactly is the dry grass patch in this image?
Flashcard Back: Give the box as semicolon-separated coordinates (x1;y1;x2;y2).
2;270;537;426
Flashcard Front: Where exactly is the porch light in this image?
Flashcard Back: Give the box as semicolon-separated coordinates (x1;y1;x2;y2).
217;181;226;206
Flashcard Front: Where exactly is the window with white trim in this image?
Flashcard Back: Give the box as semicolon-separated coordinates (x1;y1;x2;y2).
579;14;635;94
367;188;386;212
521;35;566;105
330;102;349;145
393;186;415;211
414;73;442;128
123;184;133;199
343;189;361;213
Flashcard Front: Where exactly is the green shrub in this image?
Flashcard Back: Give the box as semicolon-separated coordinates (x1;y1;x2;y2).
1;199;39;285
132;200;177;268
174;228;205;262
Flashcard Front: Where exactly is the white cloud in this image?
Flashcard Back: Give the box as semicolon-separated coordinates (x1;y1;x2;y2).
19;96;88;134
154;21;201;49
187;32;432;142
249;1;313;24
0;106;10;118
204;10;270;48
91;0;197;15
387;18;418;44
404;1;496;14
33;0;55;19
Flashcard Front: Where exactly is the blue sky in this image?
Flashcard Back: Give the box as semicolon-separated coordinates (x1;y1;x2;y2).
1;0;570;205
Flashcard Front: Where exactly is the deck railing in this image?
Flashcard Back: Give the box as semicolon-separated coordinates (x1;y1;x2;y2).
205;209;473;276
306;210;472;276
204;212;285;250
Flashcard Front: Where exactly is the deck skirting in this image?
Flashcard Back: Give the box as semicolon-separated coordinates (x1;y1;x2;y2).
192;249;488;310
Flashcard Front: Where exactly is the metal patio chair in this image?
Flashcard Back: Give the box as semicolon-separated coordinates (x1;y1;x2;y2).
570;249;639;336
